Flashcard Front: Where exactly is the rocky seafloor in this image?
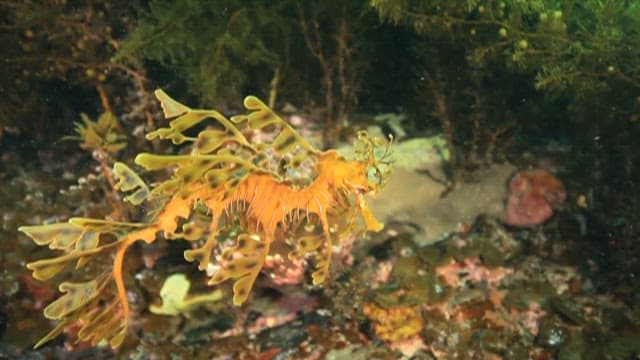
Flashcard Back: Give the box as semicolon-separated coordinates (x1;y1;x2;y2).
1;140;639;360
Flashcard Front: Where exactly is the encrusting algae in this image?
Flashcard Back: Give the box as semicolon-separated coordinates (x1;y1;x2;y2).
19;89;392;349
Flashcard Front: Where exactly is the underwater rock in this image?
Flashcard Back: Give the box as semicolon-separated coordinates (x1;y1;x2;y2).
503;169;566;227
549;296;585;325
362;303;426;356
370;164;515;245
536;318;568;348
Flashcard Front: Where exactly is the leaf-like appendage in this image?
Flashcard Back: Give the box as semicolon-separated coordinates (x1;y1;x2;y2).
34;317;76;349
136;153;256;192
231;274;258;306
147;111;207;141
20;218;141;250
311;260;329;285
220;234;262;259
210;256;261;284
74;229;99;268
357;195;384;232
242;95;317;155
67;217;145;228
113;162;149;205
207;233;267;306
287;234;324;260
222;173;248;199
243;96;281;128
32;271;127;349
176;160;217;185
75;229;98;254
150;89;250;148
19;223;84;249
272;127;301;154
208;266;254;303
26;247;104;281
195;129;228;154
43;275;106;319
183;247;210;270
145;127;187;144
109;327;127;349
22;219;142;280
146;105;215;143
77;299;119;340
135;153;191;170
75;298;127;348
91;314;126;347
155;89;190;119
149;178;181;198
286;231;330;285
205;169;232;188
26;261;67;282
181;223;204;241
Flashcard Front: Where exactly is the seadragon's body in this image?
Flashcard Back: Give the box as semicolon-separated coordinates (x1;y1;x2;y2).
19;90;392;349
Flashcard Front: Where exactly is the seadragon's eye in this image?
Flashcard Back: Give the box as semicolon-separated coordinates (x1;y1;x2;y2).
367;166;383;185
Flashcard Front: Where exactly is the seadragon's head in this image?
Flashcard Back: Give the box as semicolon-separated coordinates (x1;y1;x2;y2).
321;131;392;193
315;130;393;231
352;130;393;195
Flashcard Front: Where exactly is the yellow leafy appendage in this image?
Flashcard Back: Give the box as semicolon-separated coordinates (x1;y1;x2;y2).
19;89;392;349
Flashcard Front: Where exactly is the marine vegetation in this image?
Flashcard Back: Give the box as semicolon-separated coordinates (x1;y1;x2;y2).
18;89;392;349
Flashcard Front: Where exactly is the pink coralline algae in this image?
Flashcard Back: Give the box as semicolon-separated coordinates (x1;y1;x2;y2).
436;257;513;289
503;169;566;227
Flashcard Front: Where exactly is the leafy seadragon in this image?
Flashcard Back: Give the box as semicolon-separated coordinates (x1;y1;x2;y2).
19;89;392;349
